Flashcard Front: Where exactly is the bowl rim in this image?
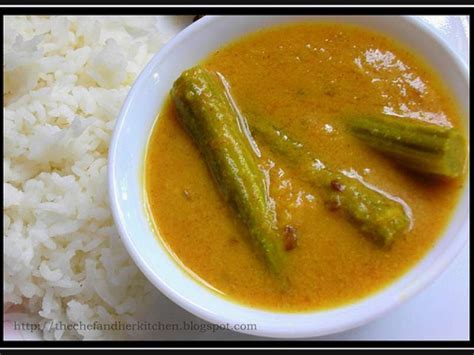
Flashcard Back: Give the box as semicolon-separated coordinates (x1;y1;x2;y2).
108;15;469;339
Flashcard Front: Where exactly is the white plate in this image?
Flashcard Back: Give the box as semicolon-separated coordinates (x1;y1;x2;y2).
109;16;469;339
6;15;468;341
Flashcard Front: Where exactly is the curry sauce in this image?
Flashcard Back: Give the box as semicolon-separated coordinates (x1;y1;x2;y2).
145;23;466;312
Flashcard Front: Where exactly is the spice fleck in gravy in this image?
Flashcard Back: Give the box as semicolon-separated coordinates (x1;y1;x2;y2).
145;23;466;312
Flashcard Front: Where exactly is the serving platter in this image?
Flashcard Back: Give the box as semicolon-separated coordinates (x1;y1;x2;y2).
4;15;468;341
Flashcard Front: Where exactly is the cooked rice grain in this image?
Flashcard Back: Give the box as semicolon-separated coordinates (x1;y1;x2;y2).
3;16;190;340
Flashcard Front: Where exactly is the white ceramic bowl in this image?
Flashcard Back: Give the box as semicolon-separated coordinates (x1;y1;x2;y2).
109;16;469;338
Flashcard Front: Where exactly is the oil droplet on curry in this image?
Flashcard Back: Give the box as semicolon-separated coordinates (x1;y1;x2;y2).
144;23;467;312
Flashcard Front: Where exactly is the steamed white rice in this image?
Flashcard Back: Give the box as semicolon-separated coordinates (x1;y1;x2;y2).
3;15;190;340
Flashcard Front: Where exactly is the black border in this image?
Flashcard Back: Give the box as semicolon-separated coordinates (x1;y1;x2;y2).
1;5;472;350
0;0;474;5
1;7;474;15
